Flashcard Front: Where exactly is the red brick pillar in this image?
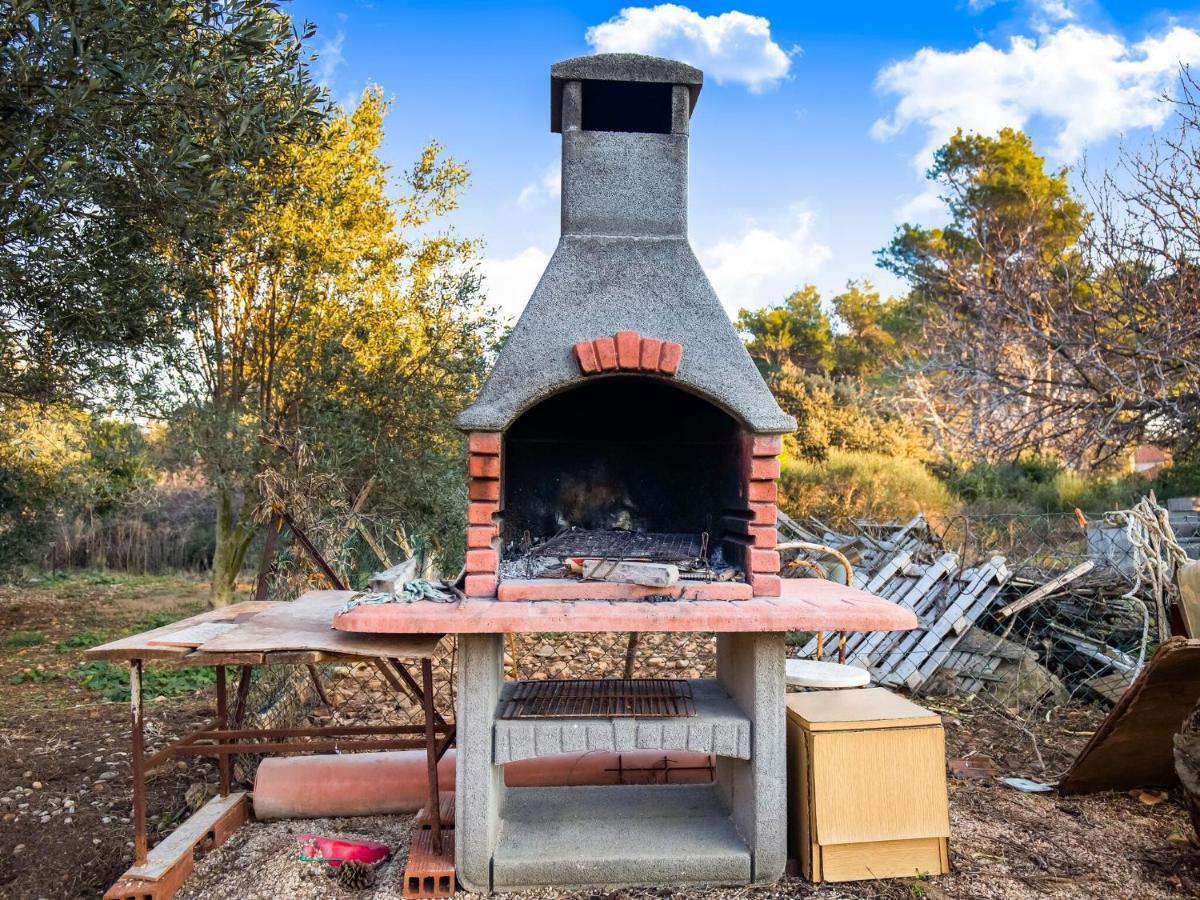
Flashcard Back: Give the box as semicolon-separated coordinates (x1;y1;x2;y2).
465;432;501;597
746;434;782;597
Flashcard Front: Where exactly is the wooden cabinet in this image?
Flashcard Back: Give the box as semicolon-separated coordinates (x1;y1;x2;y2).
786;688;950;882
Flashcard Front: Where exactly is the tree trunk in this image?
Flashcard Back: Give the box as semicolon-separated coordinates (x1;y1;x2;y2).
210;485;256;608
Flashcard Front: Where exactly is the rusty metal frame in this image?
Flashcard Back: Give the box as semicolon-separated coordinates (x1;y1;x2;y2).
126;656;450;866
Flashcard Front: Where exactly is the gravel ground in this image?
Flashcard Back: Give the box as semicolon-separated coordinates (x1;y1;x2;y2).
177;776;1199;900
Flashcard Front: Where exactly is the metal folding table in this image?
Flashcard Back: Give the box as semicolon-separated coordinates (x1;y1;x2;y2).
85;594;452;875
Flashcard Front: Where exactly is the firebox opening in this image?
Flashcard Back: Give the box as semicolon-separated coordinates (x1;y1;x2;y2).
581;80;673;134
500;378;752;583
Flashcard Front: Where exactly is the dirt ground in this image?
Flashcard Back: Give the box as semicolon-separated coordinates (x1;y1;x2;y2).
1;572;1198;899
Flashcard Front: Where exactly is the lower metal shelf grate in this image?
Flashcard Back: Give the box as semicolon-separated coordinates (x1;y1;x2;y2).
499;678;696;719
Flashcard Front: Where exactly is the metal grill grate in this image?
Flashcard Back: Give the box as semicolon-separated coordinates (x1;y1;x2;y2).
499;678;696;719
532;530;705;562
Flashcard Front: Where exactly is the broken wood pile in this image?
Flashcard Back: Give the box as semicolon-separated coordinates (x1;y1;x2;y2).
779;508;1176;705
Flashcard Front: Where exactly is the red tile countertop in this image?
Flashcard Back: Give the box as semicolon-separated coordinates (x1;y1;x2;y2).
330;578;917;635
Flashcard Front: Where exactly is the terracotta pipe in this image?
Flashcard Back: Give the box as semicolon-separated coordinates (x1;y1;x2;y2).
253;749;714;819
254;750;456;819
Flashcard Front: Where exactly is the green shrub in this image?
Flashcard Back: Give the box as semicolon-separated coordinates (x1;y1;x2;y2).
942;456;1147;513
73;661;224;701
1153;451;1200;500
2;630;45;649
779;449;955;525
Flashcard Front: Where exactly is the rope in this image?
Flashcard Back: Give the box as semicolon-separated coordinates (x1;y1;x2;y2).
338;578;454;614
1104;493;1190;671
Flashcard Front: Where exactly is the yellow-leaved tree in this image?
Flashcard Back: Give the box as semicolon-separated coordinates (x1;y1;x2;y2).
166;89;497;605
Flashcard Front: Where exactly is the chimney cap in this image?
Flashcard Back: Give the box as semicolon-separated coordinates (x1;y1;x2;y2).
551;53;703;133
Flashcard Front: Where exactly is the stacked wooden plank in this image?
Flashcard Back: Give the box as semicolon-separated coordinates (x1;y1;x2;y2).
777;509;1164;703
785;516;1011;692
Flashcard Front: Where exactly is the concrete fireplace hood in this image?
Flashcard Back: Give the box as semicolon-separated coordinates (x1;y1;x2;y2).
456;53;796;435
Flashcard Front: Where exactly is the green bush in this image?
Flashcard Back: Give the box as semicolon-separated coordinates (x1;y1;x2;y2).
941;456;1147;513
779;449;956;526
1153;451;1200;500
72;661;224;702
769;365;930;463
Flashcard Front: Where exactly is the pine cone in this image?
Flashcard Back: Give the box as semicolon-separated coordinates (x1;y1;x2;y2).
336;859;377;890
184;781;213;813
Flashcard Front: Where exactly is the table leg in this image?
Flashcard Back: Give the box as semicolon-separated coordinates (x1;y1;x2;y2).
232;665;253;726
130;660;147;866
216;666;230;797
421;658;442;854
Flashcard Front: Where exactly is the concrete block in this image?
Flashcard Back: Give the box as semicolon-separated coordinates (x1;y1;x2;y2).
716;632;787;883
455;634;506;893
491;784;750;889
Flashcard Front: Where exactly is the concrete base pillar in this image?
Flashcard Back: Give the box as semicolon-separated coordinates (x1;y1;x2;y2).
715;631;787;882
455;633;506;893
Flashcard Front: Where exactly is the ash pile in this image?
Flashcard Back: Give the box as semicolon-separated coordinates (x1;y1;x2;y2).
783;496;1195;707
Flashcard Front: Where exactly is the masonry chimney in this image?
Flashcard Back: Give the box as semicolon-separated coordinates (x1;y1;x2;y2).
552;54;700;238
458;52;793;435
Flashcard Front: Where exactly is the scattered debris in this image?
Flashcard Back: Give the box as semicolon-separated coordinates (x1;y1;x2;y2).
1001;777;1054;793
1130;789;1170;806
1060;637;1200;794
948;756;998;780
779;499;1193;707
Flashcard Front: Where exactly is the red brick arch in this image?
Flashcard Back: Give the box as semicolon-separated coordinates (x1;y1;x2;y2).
573;330;683;376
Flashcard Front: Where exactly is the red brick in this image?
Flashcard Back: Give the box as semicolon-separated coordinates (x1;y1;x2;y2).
402;826;455;899
750;434;783;457
749;548;780;573
749;457;781;481
749;502;777;525
615;330;641;369
749;525;777;547
574;340;600;374
748;572;782;597
464;574;497;597
468;454;501;478
595;336;618;370
468;432;501;455
747;481;778;502
658;341;683;375
467;502;498;526
639;337;663;371
467;525;497;548
465;548;497;573
468;479;500;502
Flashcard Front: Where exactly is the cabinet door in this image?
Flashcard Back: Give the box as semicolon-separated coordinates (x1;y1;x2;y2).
810;726;949;846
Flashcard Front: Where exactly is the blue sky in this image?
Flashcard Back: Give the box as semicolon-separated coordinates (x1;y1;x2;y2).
288;0;1200;320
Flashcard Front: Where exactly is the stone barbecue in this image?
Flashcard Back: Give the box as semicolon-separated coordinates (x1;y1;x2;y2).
334;51;916;895
459;53;794;605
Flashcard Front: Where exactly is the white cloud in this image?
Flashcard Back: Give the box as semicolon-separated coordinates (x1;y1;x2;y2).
894;185;950;226
585;4;795;93
316;29;346;87
700;207;831;315
480;247;551;322
965;0;1077;22
1035;0;1077;22
873;24;1200;168
516;160;561;208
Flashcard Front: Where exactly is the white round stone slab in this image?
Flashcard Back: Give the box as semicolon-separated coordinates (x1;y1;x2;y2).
785;658;871;689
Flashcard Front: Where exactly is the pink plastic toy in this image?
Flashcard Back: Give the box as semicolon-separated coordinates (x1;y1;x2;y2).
296;833;390;868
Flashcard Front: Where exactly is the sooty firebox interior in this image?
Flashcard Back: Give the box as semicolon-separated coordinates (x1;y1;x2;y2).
501;378;747;570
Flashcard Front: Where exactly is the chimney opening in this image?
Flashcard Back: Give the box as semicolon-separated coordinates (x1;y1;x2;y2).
581;79;673;134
